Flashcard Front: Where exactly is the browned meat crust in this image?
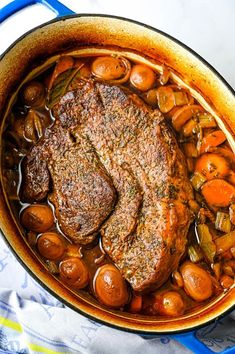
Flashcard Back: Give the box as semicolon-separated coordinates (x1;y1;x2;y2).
22;80;193;292
21;123;116;245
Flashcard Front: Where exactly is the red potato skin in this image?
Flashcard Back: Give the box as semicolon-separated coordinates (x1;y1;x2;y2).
93;264;129;308
180;262;213;302
37;232;65;260
21;204;54;233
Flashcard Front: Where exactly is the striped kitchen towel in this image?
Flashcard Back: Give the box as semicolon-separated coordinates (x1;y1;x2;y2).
0;234;234;354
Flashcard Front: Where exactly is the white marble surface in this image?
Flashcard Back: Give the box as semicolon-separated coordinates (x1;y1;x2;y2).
0;0;235;89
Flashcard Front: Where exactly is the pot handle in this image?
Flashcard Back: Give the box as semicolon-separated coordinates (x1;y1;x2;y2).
172;332;235;354
0;0;74;23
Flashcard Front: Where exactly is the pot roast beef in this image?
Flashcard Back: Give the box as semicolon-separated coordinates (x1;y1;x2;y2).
21;80;193;292
21;123;116;245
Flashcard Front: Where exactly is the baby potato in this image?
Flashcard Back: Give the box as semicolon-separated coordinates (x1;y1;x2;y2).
180;261;213;301
59;257;89;289
157;291;185;316
21;81;45;107
21;204;54;233
37;232;66;260
130;64;156;91
91;56;127;81
93;264;129;308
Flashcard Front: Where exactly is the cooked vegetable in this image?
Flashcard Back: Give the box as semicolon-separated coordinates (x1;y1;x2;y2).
201;179;235;207
24;109;47;142
220;274;234;289
165;106;179;120
190;172;206;191
230;246;235;258
47;260;59;274
173;91;189;106
229;204;235;224
215;212;231;233
196;224;216;263
156;86;174;113
59;257;89;289
91;56;131;84
183;142;198;158
223;264;234;277
157;291;185;316
130;64;156;91
195;153;229;180
6;50;235;318
200;130;226;154
212;262;221;280
182;119;197;137
143;88;158;107
198;113;217;129
37;232;65;260
47;68;77;108
198;207;215;223
66;244;83;258
49;56;75;89
180;261;213;301
12;118;25;139
68;67;92;92
129;294;142;313
209;147;235;170
196;125;203;153
159;64;170;85
225;260;235;270
188;244;204;263
223;250;233;260
214;231;235;254
172;270;184;287
21;81;45;107
93;264;129;308
21;204;54;233
76;63;91;78
172;105;204;131
47;59;89;108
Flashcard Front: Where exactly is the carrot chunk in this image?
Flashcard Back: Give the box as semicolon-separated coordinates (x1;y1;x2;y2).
201;179;235;207
200;130;226;154
195;153;229;180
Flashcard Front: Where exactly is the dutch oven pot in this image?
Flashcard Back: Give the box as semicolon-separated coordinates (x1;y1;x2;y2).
0;0;234;343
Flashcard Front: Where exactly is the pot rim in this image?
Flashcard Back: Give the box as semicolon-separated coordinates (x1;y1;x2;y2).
0;13;234;335
1;13;234;96
1;227;234;336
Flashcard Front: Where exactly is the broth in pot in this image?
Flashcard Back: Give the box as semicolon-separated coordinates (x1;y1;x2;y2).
2;48;235;317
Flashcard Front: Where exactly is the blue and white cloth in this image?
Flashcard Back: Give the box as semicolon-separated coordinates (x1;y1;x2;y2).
0;234;234;354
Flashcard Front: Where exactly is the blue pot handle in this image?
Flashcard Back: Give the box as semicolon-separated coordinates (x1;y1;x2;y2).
0;0;75;23
172;332;235;354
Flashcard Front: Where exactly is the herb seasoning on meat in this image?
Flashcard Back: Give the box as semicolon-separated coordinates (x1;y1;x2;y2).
2;52;234;316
